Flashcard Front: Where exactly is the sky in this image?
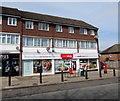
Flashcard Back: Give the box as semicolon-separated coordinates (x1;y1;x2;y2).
1;1;118;51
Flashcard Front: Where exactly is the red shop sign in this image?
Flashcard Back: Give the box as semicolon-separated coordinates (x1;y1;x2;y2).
61;54;73;59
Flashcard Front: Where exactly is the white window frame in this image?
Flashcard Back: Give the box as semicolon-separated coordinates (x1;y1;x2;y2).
0;34;20;44
90;30;95;36
25;21;34;29
68;27;74;33
8;17;17;26
56;25;63;32
38;23;49;31
0;16;2;24
80;28;87;35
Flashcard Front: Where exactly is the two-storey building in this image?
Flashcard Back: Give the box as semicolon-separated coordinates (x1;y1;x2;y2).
0;6;99;76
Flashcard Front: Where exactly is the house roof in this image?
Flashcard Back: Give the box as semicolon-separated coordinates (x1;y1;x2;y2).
0;6;98;30
100;44;120;54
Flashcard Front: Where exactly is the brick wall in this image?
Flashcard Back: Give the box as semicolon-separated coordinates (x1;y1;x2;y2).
2;16;97;41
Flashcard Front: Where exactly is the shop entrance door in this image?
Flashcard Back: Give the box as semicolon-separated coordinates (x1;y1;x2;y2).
71;60;77;71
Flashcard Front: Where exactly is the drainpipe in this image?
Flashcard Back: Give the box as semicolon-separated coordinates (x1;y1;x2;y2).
19;18;23;76
94;33;102;77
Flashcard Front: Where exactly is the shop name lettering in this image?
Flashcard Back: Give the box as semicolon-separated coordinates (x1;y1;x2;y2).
0;55;9;59
62;55;73;58
24;56;55;58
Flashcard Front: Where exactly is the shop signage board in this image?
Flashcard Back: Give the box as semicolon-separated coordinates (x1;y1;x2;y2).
61;54;73;59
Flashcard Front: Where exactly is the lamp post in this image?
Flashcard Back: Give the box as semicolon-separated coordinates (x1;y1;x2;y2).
94;35;102;78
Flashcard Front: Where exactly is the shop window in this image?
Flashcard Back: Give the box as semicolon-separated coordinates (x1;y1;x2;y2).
33;60;52;73
55;59;70;72
80;59;97;70
89;59;97;69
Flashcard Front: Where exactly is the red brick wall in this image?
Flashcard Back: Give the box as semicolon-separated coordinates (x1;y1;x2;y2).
2;16;97;41
2;16;21;34
100;53;120;62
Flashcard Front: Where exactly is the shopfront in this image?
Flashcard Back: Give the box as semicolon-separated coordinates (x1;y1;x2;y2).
22;52;99;76
1;54;19;76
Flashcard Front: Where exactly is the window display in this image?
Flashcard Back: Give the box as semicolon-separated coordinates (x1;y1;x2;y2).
80;59;97;70
55;59;70;72
33;60;52;73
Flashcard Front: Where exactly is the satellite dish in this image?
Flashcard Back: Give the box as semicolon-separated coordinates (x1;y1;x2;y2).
46;47;50;52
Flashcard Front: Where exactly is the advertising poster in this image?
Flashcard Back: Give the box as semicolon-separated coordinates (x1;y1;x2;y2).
33;60;52;73
55;59;70;72
80;59;97;70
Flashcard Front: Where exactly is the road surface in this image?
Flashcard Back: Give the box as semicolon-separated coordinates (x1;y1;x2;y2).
2;77;119;100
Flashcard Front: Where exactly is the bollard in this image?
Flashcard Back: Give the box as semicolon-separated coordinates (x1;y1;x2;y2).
85;70;88;79
40;65;42;84
40;72;42;84
113;69;116;76
61;70;64;82
99;68;102;78
8;70;11;86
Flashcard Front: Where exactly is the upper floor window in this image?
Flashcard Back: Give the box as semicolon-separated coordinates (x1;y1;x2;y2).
23;37;51;47
79;41;96;49
68;27;74;33
80;28;87;35
90;30;95;36
25;21;34;29
0;34;19;44
38;23;49;31
8;17;17;26
54;39;76;48
0;16;2;24
56;25;62;32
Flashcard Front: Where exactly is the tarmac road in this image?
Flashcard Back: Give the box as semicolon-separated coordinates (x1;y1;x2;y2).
2;77;119;100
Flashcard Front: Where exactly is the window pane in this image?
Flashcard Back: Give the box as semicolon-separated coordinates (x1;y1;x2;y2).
63;40;67;48
69;40;73;48
8;18;12;25
41;39;48;47
68;27;74;33
13;18;16;25
57;39;62;47
27;37;33;46
80;41;86;48
11;35;15;44
2;34;6;43
91;42;96;49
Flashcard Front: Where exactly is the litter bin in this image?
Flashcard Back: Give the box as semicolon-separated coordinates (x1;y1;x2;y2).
80;68;84;77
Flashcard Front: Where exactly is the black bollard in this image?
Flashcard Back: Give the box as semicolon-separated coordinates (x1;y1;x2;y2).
85;70;88;79
8;70;11;86
113;69;116;76
99;68;102;78
61;70;64;82
40;65;42;84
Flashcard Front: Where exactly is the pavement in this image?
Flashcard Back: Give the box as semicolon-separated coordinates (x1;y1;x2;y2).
0;69;119;90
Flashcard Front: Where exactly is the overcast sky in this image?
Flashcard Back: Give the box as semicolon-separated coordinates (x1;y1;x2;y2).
1;1;118;51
